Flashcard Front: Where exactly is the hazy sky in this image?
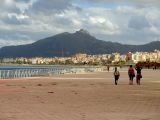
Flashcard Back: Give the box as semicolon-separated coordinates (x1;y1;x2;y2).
0;0;160;48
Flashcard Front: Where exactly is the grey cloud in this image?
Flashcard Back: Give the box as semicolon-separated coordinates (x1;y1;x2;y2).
152;22;160;27
0;38;34;48
79;0;160;4
74;6;83;13
14;0;31;3
54;17;72;26
0;28;55;43
0;0;159;48
26;0;83;15
77;0;160;8
128;16;150;30
30;0;73;14
94;32;152;45
0;2;21;14
1;15;30;25
2;34;29;41
0;29;30;41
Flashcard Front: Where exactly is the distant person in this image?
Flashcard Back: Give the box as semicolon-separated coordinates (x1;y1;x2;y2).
135;66;142;85
107;65;110;72
155;66;157;70
128;65;135;85
153;66;157;70
113;67;120;85
120;66;122;69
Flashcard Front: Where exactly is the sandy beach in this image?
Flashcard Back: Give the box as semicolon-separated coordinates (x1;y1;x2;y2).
0;69;160;120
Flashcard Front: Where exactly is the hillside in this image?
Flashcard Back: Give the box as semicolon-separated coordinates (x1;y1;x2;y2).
0;29;160;58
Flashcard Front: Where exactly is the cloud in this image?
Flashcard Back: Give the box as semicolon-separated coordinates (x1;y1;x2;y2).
54;14;72;26
1;14;30;25
74;6;83;13
0;39;34;48
150;26;160;35
78;0;160;8
0;0;160;49
128;16;150;29
0;0;21;13
30;0;73;14
14;0;31;3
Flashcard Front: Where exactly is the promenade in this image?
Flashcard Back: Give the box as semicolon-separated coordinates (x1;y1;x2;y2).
0;69;160;120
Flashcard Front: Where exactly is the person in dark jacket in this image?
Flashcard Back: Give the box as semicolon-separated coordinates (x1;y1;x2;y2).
113;67;120;85
135;66;142;85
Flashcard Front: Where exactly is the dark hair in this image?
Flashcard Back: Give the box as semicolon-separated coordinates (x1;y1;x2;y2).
115;67;117;71
130;65;132;67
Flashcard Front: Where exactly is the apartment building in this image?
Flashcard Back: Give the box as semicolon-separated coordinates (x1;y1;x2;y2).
126;50;160;63
1;50;159;65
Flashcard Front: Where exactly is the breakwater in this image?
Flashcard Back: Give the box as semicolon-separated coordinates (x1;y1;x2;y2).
0;67;104;79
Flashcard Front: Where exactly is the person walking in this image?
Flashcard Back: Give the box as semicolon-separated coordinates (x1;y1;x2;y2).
128;65;135;85
135;66;142;85
107;65;110;72
113;67;120;85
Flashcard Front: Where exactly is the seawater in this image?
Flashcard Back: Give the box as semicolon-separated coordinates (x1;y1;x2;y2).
0;65;102;71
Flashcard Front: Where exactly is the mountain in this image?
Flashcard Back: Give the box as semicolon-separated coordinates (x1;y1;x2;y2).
0;29;160;58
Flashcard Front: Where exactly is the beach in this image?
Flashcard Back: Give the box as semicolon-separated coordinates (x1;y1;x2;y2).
0;69;160;120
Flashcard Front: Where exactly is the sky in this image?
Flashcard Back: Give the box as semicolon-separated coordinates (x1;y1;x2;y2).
0;0;160;48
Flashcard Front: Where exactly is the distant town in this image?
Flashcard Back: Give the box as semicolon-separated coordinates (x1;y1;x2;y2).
0;49;160;66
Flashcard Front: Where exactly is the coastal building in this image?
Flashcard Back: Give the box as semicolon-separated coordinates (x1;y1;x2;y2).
1;50;160;65
32;58;37;64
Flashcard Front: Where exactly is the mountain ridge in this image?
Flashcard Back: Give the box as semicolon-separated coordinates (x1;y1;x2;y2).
0;29;160;58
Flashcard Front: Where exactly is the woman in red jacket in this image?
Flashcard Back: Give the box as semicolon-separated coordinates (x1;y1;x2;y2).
128;65;135;85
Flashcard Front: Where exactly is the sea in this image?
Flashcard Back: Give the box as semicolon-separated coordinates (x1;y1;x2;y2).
0;65;103;71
